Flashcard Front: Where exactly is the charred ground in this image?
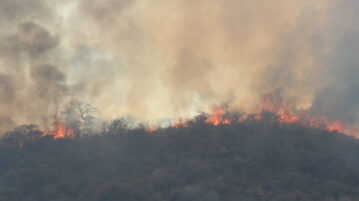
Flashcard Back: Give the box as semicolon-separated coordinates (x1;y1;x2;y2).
1;114;359;201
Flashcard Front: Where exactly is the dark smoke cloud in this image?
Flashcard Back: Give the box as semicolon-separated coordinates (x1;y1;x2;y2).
0;73;15;103
313;31;359;124
0;20;68;133
31;64;68;102
0;0;51;25
1;0;359;133
0;22;59;61
78;0;135;22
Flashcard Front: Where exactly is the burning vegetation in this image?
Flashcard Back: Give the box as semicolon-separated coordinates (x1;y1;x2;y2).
20;99;357;140
45;122;75;139
1;111;359;201
148;97;358;138
2;0;359;199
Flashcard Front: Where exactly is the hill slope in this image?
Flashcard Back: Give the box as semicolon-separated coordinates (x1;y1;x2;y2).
1;119;359;201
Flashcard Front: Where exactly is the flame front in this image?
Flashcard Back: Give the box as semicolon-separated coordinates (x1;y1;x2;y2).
172;119;188;128
251;95;356;136
169;102;358;137
46;122;74;139
147;125;158;133
130;95;357;137
206;108;231;125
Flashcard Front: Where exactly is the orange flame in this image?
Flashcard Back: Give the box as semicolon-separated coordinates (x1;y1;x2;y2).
202;95;357;137
305;117;357;136
278;109;299;123
326;120;345;132
147;125;158;133
144;97;357;138
46;122;74;139
206;107;231;125
172;119;188;128
253;95;357;137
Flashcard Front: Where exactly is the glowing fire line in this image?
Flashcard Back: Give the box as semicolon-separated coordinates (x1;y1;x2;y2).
45;122;74;139
146;105;357;138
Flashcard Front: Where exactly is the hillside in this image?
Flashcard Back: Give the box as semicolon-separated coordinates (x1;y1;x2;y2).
1;117;359;201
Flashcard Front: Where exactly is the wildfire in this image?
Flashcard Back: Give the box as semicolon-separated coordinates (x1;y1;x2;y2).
141;105;357;138
206;107;231;125
137;95;358;138
249;96;356;136
268;110;354;135
305;117;357;136
167;96;358;137
172;119;188;128
147;125;158;133
46;122;74;139
278;109;299;123
326;121;345;132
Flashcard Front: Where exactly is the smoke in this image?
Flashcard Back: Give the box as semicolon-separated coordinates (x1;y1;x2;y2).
0;21;70;133
1;0;359;133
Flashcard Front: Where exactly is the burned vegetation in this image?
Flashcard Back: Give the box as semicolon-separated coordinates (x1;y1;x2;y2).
0;113;359;201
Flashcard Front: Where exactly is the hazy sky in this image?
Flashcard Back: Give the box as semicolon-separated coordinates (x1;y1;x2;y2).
1;0;359;133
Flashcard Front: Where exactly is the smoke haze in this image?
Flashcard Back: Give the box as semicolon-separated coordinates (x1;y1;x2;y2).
1;0;359;133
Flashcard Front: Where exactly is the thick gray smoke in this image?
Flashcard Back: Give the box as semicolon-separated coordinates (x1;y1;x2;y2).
0;0;359;133
0;19;68;133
